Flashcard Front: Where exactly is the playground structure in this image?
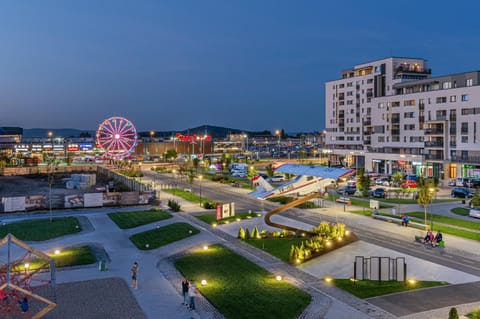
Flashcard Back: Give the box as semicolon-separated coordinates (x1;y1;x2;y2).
0;233;57;318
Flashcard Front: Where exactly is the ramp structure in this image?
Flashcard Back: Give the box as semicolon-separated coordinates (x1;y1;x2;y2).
264;192;319;235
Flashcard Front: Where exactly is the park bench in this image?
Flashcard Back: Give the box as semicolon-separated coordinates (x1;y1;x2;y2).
372;214;427;230
183;188;192;193
336;197;351;204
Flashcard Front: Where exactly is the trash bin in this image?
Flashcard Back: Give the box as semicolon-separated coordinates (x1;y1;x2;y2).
99;260;107;271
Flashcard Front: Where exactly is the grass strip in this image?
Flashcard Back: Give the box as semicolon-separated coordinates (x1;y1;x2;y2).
108;209;172;229
23;246;96;270
451;207;470;216
405;212;480;231
163;188;210;204
0;217;81;241
332;278;448;299
130;222;199;250
175;244;311;319
196;212;260;225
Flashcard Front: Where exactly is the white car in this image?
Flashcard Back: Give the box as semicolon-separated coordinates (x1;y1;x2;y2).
231;172;247;178
469;209;480;219
268;175;285;182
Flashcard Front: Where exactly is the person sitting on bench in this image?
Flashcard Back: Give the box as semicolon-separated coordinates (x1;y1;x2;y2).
432;231;443;247
423;231;434;244
401;215;410;227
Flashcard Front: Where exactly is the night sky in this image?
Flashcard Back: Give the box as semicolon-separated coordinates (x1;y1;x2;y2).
1;1;479;132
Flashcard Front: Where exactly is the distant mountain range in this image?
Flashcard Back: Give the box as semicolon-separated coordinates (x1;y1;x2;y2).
22;125;277;139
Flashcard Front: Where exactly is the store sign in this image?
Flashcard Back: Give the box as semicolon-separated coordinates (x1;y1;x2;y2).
175;133;211;142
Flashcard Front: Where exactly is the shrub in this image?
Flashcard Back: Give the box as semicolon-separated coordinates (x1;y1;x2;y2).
245;228;251;239
203;201;218;209
251;226;260;239
449;307;459;319
237;227;245;240
168;199;181;212
467;308;480;319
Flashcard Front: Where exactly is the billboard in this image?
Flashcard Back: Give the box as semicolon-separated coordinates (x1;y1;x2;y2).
65;194;84;208
84;193;103;207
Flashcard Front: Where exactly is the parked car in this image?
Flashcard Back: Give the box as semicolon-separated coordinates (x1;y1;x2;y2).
231;172;247;178
268;175;285;182
372;188;386;198
375;177;390;186
337;185;357;195
402;180;418;188
451;187;473;198
447;179;456;187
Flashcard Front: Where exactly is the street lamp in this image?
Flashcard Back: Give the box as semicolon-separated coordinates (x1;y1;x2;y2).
199;175;203;207
429;187;435;230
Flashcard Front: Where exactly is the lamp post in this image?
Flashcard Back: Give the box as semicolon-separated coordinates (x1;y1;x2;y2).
199;175;203;207
429;187;435;230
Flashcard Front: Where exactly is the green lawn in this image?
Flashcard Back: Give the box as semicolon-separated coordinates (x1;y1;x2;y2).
108;209;172;229
0;217;81;241
129;222;200;250
467;308;480;319
380;198;460;204
175;245;311;319
163;188;211;204
451;207;470;216
349;209;373;216
246;238;305;262
196;211;261;225
349;198;393;209
332;279;448;299
405;212;480;231
24;245;96;270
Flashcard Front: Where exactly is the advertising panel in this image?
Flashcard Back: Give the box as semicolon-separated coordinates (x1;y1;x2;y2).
65;194;84;208
84;193;104;208
2;196;26;213
25;195;46;211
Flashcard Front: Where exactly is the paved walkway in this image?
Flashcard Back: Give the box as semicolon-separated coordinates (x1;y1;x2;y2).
3;186;480;318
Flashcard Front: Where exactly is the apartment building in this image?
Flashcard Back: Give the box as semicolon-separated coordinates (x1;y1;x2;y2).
325;57;480;180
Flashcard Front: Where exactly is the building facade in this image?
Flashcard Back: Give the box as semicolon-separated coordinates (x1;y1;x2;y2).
325;57;480;180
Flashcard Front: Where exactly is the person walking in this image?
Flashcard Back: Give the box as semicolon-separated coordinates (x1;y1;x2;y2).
181;277;189;306
188;279;198;310
131;262;139;289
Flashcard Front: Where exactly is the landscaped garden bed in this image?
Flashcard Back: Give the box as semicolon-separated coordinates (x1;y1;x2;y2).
175;244;311;319
107;209;172;229
0;217;82;241
196;211;261;226
21;245;96;270
129;222;199;250
239;221;357;264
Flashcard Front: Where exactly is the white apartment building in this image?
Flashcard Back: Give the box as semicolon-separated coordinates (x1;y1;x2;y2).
325;57;480;180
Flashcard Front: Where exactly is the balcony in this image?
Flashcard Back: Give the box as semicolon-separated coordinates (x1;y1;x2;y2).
436;115;447;121
450;128;457;134
424;154;444;160
461;129;469;135
425;141;444;148
425;128;444;135
451;155;480;164
363;120;371;126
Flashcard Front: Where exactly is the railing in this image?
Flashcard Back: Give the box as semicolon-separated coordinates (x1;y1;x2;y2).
425;141;444;147
424;154;444;160
425;128;444;135
451;155;480;164
436;115;447;121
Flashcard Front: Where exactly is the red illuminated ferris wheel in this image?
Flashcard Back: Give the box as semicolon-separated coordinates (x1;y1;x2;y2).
96;116;138;159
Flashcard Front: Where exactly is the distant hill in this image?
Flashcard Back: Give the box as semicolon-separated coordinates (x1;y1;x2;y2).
23;128;95;138
22;125;278;139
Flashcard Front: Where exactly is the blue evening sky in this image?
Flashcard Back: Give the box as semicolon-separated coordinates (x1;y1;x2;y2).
0;0;478;132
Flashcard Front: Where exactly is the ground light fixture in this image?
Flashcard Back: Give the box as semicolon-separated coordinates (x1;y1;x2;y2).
24;263;30;270
345;230;350;236
324;277;333;283
201;279;207;286
326;241;332;247
408;278;416;285
275;275;282;281
203;245;209;251
54;250;61;255
212;223;217;227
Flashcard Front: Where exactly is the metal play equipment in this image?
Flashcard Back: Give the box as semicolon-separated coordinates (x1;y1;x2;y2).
0;233;57;318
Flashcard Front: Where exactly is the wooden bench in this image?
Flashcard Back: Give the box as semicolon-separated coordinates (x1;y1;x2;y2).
372;214;427;230
336;197;352;204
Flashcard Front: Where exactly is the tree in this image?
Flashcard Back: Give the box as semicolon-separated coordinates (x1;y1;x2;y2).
266;164;274;177
472;188;480;209
356;169;370;197
79;132;91;138
448;307;459;319
392;171;403;187
165;149;177;161
417;181;435;230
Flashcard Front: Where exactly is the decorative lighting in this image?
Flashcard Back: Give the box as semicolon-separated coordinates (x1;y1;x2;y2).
324;277;333;283
408;278;416;285
326;241;332;247
212;223;217;227
345;230;350;236
275;275;282;281
203;245;209;251
201;279;207;286
225;221;230;224
338;237;342;241
54;250;61;255
24;263;30;270
145;244;150;248
236;218;241;222
189;230;193;234
296;259;301;264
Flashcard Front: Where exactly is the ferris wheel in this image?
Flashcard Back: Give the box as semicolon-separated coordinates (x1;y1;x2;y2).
96;116;138;159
